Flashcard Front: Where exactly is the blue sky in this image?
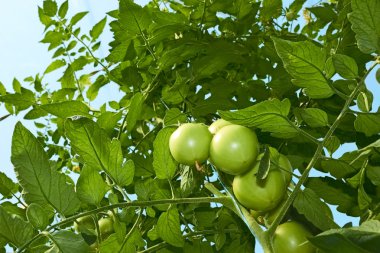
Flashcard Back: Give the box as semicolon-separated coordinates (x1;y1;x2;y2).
0;0;379;252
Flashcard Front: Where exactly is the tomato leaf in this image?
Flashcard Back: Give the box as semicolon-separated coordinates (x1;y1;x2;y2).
90;17;107;41
348;0;380;54
41;101;90;118
48;230;90;253
65;118;134;187
153;128;178;179
126;92;144;132
296;108;329;128
156;207;184;247
219;99;299;138
354;113;380;136
0;206;34;247
293;188;339;231
272;37;334;98
11;122;80;215
76;166;109;206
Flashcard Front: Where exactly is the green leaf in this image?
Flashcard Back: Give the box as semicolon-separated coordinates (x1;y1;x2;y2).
347;0;380;54
38;6;52;26
58;0;69;18
354;113;380;136
0;206;34;247
310;220;380;253
309;233;369;253
257;146;271;180
293;188;339;231
164;108;187;126
357;91;373;113
305;177;359;216
0;172;17;198
87;75;109;101
43;0;57;17
59;65;75;88
219;99;299;138
65;118;132;187
332;54;358;79
156;207;184;247
376;68;380;83
366;165;380;185
41;101;90;118
11;122;80;215
180;165;195;197
320;158;358;179
70;11;89;26
153;128;177;179
261;0;282;21
324;136;340;156
76;166;109;206
48;230;90;253
0;90;35;111
272;37;334;98
119;0;151;36
297;108;329;128
90;17;107;41
0;81;6;95
99;230;145;252
26;203;51;230
126;92;144;132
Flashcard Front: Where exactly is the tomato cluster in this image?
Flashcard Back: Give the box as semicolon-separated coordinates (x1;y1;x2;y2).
169;120;315;252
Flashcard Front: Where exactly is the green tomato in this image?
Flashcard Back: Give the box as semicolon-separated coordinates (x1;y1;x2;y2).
98;217;114;239
233;161;286;212
169;123;212;166
273;221;315;253
74;216;96;234
210;125;259;175
208;119;232;135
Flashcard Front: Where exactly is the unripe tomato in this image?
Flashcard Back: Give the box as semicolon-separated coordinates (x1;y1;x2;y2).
74;216;96;234
273;221;315;253
210;125;259;175
233;161;286;211
208;119;232;134
98;217;114;239
169;123;212;166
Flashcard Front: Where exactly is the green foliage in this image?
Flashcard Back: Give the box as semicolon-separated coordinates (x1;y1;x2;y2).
0;0;380;252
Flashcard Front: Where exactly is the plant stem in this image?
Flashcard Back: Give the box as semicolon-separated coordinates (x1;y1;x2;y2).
137;228;240;253
118;209;142;253
267;61;379;237
16;196;230;253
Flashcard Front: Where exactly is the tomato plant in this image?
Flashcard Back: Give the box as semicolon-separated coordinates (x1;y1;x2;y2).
273;221;315;253
169;123;212;166
210;124;260;175
0;0;380;252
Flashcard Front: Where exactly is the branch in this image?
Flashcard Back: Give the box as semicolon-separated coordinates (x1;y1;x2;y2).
16;196;230;253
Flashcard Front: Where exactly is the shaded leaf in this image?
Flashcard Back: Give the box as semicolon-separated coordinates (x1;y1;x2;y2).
293;188;339;231
48;230;90;253
0;172;17;198
297;108;329;128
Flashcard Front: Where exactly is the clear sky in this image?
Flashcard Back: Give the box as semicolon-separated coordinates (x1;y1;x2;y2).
0;1;379;252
